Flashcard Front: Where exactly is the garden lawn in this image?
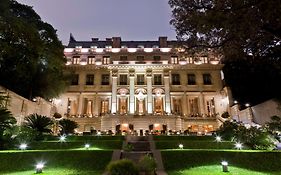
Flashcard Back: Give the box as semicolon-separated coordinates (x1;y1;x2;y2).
0;150;112;174
162;150;281;174
154;135;214;141
155;141;235;149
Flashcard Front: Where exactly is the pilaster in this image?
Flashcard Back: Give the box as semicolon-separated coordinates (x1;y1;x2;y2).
129;69;135;114
164;69;171;114
111;69;118;114
146;69;153;114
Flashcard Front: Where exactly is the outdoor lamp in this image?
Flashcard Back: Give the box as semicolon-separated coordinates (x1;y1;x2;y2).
221;161;228;172
59;135;66;142
35;163;44;173
179;144;184;149
235;142;243;150
19;143;27;150
85;144;90;149
215;136;222;142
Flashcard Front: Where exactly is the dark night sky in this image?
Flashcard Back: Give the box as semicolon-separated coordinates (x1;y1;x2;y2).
17;0;177;44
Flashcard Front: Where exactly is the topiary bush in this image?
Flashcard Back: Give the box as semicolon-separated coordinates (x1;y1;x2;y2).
138;154;157;175
106;159;138;175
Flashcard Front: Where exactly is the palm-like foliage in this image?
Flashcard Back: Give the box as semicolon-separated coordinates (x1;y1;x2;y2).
24;114;53;138
0;108;16;149
59;119;78;135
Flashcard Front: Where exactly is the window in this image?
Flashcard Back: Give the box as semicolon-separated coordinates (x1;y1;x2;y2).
72;56;80;64
119;75;128;85
153;56;161;61
137;74;145;85
189;98;199;115
71;74;79;85
120;56;128;61
187;74;196;85
172;74;180;85
86;74;94;85
206;98;216;116
171;56;178;64
103;56;110;64
137;45;144;48
136;56;144;61
154;74;162;85
203;74;212;85
101;74;110;85
88;56;95;64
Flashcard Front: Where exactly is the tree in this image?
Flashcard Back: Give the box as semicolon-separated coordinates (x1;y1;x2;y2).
24;114;53;140
0;0;68;99
58;119;78;135
0;108;16;149
266;116;281;134
169;0;281;104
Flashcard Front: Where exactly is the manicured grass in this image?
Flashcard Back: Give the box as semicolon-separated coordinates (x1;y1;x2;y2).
154;135;214;141
65;135;124;141
161;150;281;173
0;150;112;174
2;169;102;175
156;141;235;149
27;140;123;150
168;165;280;175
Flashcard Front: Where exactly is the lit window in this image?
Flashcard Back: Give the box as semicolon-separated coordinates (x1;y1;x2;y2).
75;46;82;49
86;74;94;85
101;74;110;85
105;45;112;49
103;56;110;64
172;74;180;85
203;74;212;85
119;75;128;85
137;75;145;85
121;45;127;48
88;56;95;64
171;56;178;64
206;98;216;116
72;56;80;64
137;45;144;48
187;74;196;85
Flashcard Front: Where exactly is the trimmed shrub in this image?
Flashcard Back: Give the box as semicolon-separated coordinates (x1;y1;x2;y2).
106;159;138;175
138;154;157;175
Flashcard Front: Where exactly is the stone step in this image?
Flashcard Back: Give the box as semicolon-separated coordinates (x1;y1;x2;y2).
128;141;150;151
121;151;152;163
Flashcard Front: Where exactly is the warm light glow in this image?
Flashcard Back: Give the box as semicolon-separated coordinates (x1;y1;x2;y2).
221;161;228;166
154;123;160;127
234;100;238;104
144;48;153;52
95;48;103;53
95;61;102;66
179;60;187;65
97;131;101;136
81;48;89;53
80;62;87;66
35;162;45;173
19;143;27;150
215;136;222;142
59;135;66;142
112;48;120;53
85;144;90;149
235;142;243;149
128;48;137;53
210;60;219;65
160;48;171;52
122;123;129;127
245;103;250;107
64;48;74;53
179;144;184;149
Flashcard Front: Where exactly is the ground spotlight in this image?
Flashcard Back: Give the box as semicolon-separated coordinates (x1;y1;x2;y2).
59;135;66;142
221;161;228;172
215;136;222;142
19;143;27;150
178;144;183;149
85;144;90;149
35;162;44;173
235;142;243;150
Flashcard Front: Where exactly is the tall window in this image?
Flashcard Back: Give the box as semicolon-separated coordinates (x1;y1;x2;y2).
206;98;216;116
153;56;161;61
120;56;128;61
203;74;212;85
88;56;95;64
71;74;79;85
171;56;178;64
101;99;109;114
119;75;128;85
137;74;145;85
86;74;94;85
103;56;110;64
101;74;110;85
154;74;162;85
72;56;80;64
189;98;199;115
136;56;144;61
172;74;180;85
187;74;196;85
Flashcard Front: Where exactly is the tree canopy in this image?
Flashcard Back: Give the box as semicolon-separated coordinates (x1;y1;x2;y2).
0;0;68;99
169;0;281;104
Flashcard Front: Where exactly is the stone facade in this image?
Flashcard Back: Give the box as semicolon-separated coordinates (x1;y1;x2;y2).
57;36;231;134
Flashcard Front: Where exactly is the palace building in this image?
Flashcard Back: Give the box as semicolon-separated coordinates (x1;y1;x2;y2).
56;35;231;134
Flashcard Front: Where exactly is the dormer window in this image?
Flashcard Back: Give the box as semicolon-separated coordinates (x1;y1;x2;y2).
153;45;159;48
90;46;97;49
121;45;127;48
137;45;144;48
105;45;112;49
75;46;82;49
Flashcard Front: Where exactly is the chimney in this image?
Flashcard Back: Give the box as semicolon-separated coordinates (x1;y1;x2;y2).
112;37;121;48
91;38;99;41
159;36;168;48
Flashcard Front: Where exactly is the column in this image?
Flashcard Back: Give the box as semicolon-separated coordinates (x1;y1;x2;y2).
199;92;205;115
146;69;153;114
164;69;171;114
182;92;188;116
111;70;118;114
129;69;135;114
77;93;83;116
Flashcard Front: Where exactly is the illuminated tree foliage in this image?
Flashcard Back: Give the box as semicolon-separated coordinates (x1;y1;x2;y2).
169;0;281;104
0;0;68;99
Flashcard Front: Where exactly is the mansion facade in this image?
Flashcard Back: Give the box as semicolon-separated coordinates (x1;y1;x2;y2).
56;36;231;134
